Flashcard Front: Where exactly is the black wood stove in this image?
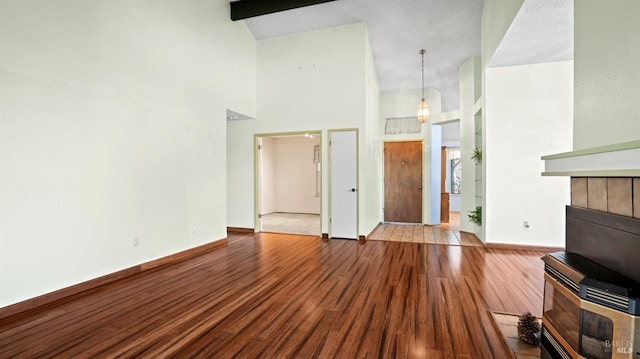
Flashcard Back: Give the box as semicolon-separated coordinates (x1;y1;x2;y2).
540;206;640;359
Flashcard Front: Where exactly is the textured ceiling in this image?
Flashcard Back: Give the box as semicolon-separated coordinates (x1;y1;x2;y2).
242;0;573;113
489;0;573;68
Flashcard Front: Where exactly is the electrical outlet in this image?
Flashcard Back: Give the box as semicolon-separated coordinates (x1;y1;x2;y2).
523;221;531;231
133;237;140;246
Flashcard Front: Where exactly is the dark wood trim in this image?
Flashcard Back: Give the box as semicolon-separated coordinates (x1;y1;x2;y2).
227;226;254;233
140;238;228;271
485;243;563;252
230;0;337;21
0;238;228;320
321;233;329;239
440;147;450;223
358;235;366;241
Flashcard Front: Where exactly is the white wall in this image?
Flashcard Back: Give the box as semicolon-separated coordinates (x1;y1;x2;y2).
273;137;321;214
361;30;382;237
485;61;573;247
450;195;461;212
381;90;442;128
479;0;528;242
441;123;460;144
428;126;442;224
226;23;380;236
259;137;276;215
574;0;640;149
458;57;482;234
0;0;256;307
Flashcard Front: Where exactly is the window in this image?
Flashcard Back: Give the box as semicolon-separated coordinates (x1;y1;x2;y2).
447;148;462;194
384;117;421;135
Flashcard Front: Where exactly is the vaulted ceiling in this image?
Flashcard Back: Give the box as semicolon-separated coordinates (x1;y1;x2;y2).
236;0;573;113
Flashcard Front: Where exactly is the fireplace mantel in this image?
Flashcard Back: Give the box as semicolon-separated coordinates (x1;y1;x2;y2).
541;140;640;177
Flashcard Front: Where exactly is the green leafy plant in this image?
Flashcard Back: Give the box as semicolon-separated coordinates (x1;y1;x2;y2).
471;147;482;163
468;206;482;226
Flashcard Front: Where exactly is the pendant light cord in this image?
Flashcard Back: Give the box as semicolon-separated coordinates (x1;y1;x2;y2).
420;49;425;101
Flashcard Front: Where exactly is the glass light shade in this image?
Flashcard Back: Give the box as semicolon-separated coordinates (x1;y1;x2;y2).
417;99;429;123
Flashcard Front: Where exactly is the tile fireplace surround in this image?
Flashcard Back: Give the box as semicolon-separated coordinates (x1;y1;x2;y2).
571;177;640;219
542;140;640;219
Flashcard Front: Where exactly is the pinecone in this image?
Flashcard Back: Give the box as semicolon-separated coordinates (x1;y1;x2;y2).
517;312;541;345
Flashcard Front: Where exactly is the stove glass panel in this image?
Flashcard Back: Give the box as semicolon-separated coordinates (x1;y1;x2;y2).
544;280;580;351
579;310;613;359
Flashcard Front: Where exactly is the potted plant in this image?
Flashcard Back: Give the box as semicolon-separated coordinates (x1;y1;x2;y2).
471;147;482;164
468;206;482;226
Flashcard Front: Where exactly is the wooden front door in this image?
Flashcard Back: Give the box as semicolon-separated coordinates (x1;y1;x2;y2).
384;141;422;223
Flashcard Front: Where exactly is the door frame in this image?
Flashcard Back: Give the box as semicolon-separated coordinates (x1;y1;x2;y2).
254;130;323;234
328;128;359;239
382;139;424;224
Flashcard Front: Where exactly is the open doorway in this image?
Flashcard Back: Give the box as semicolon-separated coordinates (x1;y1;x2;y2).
440;122;461;230
256;132;321;236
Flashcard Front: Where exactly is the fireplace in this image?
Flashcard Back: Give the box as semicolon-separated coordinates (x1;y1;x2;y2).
541;251;640;358
540;206;640;359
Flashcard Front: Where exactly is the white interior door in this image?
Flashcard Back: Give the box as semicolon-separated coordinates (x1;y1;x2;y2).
256;136;264;232
330;130;358;239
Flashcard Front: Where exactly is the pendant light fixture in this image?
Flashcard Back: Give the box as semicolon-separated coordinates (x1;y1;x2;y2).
417;49;429;124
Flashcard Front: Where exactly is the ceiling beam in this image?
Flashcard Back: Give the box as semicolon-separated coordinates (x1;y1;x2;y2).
230;0;337;21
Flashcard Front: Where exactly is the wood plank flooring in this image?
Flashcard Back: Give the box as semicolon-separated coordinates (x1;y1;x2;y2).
0;233;549;358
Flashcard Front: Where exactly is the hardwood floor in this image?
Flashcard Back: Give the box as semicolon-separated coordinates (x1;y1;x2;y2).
0;233;549;358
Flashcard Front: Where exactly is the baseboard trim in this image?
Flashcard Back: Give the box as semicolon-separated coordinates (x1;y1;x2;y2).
0;238;228;321
485;243;564;252
227;227;254;233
